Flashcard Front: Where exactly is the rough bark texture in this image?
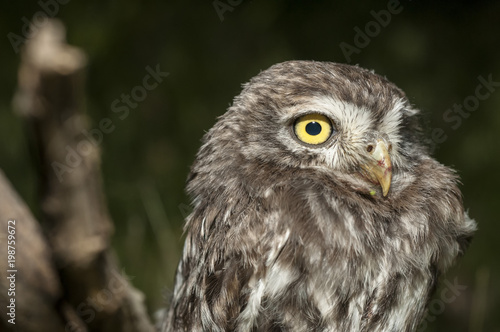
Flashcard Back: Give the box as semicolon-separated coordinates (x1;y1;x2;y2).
0;20;155;332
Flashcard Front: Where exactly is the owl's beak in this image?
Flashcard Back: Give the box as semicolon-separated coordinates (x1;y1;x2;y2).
361;140;392;197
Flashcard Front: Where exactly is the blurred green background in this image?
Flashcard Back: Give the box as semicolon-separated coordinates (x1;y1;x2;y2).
1;0;499;331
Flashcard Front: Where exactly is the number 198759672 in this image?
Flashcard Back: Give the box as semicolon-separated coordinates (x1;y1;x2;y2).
7;220;15;269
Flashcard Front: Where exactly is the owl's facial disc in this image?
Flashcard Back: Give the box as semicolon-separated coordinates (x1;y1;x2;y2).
360;139;392;197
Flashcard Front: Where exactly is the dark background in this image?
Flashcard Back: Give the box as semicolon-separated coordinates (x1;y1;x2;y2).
1;1;499;330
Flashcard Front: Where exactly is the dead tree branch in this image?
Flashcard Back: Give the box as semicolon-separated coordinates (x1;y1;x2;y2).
0;19;156;331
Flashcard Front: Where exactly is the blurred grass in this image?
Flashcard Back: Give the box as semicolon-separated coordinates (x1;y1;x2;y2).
1;1;499;330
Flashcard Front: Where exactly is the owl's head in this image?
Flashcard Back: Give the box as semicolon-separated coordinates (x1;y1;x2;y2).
189;61;426;201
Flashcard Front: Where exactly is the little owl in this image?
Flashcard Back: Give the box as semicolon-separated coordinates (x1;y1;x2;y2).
162;61;476;332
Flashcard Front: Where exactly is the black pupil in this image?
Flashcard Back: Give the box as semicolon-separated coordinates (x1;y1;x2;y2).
305;121;322;136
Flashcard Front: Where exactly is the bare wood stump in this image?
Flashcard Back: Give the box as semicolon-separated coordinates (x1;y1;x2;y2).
2;19;156;332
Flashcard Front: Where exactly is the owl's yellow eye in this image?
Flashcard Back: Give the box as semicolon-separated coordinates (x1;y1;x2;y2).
294;114;333;145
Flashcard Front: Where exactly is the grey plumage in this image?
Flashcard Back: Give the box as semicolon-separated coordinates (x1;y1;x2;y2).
162;61;476;332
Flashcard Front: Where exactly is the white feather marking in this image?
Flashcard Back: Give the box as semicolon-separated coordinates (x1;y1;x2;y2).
223;209;231;222
264;187;274;198
266;229;290;266
378;98;405;166
313;287;334;317
379;98;405;140
265;264;295;297
200;217;206;238
237;277;265;331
